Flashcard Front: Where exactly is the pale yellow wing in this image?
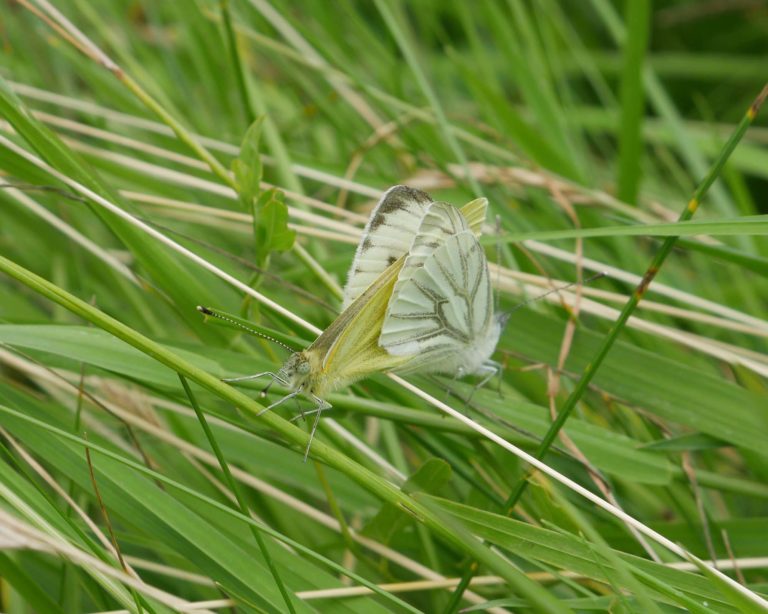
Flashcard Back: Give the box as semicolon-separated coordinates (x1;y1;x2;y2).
459;197;488;236
307;256;408;396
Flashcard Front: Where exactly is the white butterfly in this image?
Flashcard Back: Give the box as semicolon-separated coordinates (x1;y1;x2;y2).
219;185;506;456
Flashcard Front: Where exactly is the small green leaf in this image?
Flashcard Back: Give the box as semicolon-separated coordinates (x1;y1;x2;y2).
255;188;295;259
232;117;265;207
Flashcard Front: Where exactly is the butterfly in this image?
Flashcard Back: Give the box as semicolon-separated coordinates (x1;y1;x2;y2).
226;185;507;456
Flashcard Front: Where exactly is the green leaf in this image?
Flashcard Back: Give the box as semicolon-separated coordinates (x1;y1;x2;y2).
232;116;265;208
0;553;67;614
256;188;296;257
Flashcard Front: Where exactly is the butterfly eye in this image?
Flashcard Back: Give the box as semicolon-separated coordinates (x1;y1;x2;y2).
298;361;311;375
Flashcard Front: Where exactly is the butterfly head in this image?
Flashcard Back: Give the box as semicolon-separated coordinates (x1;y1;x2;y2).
277;350;315;393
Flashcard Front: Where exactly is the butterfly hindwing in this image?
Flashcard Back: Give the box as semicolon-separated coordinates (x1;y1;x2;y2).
380;229;494;373
391;202;469;294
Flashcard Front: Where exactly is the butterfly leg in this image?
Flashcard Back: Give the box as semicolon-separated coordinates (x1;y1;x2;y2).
440;367;466;401
466;361;501;404
302;396;332;462
256;388;302;417
224;371;284;383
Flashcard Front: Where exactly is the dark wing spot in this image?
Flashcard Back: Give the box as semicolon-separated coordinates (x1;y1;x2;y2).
387;255;397;265
368;212;386;231
379;185;433;215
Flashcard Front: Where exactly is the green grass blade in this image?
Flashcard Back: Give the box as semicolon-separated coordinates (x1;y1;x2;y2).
616;0;651;204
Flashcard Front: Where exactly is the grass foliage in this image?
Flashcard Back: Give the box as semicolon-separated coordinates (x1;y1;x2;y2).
1;1;767;612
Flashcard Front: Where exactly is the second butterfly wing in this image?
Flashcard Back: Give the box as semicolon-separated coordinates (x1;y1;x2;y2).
380;204;500;377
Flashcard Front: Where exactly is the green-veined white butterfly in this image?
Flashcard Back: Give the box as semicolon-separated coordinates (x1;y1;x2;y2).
219;186;506;455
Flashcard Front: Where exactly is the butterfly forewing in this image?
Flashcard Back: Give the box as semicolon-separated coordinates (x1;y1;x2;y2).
342;185;433;308
343;189;488;309
305;255;409;394
457;197;488;236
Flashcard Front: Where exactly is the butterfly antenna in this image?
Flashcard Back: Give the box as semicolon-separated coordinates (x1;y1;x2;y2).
507;271;607;315
196;306;296;353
